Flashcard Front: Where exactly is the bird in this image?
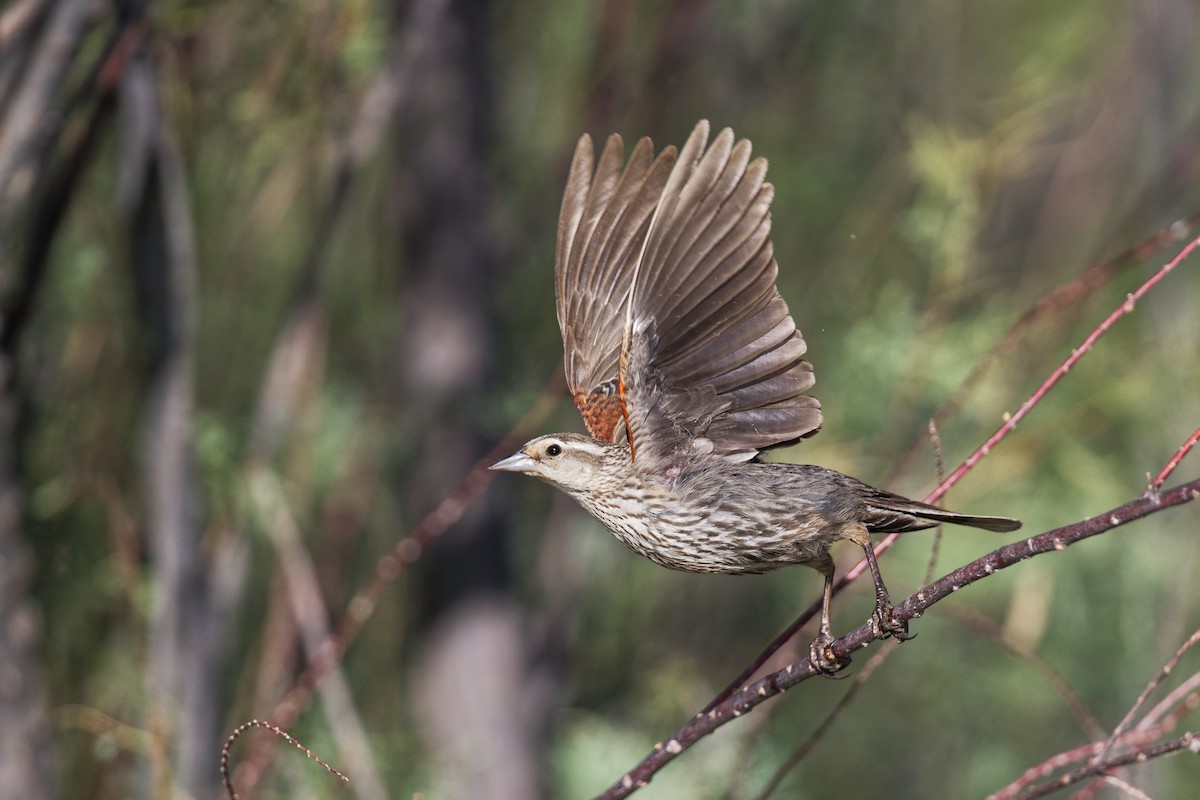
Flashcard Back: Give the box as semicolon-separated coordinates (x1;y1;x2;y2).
490;120;1020;673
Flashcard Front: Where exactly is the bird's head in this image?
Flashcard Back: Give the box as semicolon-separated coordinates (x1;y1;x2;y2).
489;433;623;494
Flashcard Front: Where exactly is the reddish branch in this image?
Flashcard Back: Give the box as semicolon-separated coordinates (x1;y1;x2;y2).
593;476;1200;799
1153;425;1200;489
931;232;1200;506
1009;733;1198;800
892;211;1200;482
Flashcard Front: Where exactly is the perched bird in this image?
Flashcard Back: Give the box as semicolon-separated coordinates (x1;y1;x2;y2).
491;120;1020;672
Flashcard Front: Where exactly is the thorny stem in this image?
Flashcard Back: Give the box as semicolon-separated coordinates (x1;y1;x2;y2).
593;477;1200;800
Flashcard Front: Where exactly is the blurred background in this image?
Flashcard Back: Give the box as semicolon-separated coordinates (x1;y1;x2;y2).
3;1;1200;798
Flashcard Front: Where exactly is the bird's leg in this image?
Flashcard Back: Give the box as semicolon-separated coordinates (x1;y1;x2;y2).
860;542;912;641
808;556;850;676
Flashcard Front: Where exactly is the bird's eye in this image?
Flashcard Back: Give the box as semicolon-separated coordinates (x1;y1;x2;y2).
546;444;562;457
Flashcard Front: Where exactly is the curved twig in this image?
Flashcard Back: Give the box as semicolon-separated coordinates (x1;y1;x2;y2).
221;720;348;800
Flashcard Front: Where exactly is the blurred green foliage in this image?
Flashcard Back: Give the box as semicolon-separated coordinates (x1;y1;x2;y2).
12;0;1200;798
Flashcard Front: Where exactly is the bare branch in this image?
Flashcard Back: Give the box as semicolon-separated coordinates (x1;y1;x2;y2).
892;211;1200;483
929;232;1200;506
1152;425;1200;491
1099;627;1200;763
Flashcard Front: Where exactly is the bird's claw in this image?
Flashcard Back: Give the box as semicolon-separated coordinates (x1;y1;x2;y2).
870;601;914;642
809;632;851;678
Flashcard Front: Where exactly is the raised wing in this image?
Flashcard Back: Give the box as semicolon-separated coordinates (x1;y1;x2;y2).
618;121;821;467
556;131;677;442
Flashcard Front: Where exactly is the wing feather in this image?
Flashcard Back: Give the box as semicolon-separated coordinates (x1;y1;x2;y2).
554;120;820;462
556;132;676;441
619;122;821;466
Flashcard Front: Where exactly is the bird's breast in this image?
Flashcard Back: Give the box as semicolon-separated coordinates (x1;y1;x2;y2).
568;475;835;574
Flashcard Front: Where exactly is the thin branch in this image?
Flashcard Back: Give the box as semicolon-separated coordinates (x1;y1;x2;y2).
989;727;1179;800
1095;627;1200;763
921;418;948;586
989;643;1200;800
1151;425;1200;491
1011;732;1198;800
930;232;1200;505
892;211;1200;483
594;477;1200;799
1137;671;1200;734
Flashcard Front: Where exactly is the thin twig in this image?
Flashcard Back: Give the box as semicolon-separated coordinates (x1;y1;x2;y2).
1096;627;1200;763
922;418;947;586
892;212;1200;482
1137;671;1200;734
1150;425;1200;491
1010;732;1198;800
930;233;1200;506
221;720;348;800
989;726;1178;800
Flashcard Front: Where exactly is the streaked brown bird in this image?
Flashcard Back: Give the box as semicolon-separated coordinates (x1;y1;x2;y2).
491;120;1020;672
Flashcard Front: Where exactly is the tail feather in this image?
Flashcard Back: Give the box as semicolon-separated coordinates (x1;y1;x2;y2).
864;491;1021;534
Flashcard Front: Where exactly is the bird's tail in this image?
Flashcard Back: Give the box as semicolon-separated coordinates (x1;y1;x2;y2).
861;487;1021;534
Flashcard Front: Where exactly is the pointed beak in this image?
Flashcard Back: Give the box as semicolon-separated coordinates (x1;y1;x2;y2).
489;451;536;473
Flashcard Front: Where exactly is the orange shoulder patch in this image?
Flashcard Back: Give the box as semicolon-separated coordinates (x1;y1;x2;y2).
573;384;625;444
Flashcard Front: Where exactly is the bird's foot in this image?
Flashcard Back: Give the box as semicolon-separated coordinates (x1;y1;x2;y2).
870;600;914;642
809;632;851;678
